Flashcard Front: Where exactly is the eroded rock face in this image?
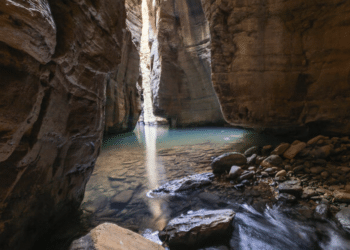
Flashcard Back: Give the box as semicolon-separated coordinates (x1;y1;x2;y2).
147;0;225;126
0;0;139;249
201;0;350;135
104;30;142;134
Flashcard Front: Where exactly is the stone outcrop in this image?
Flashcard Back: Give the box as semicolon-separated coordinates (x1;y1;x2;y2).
0;0;140;249
146;0;225;126
69;222;165;250
201;0;350;135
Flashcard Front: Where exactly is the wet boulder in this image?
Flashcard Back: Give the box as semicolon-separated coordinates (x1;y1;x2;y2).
211;153;247;174
151;173;214;195
335;208;350;233
159;209;235;248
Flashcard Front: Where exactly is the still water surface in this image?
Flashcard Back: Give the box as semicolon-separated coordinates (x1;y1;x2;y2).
82;124;278;231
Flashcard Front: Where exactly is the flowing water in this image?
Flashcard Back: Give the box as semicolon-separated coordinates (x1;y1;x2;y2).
36;124;350;249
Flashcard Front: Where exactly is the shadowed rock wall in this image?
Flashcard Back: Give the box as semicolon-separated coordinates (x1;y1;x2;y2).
201;0;350;135
0;0;139;249
147;0;225;126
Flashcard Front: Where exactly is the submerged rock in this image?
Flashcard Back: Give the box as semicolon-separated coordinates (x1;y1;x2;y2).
69;222;164;250
211;153;247;174
151;173;214;195
159;209;235;248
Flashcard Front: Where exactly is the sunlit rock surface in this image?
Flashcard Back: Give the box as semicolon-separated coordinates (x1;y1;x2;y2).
69;222;165;250
201;0;350;135
146;0;225;126
0;0;138;249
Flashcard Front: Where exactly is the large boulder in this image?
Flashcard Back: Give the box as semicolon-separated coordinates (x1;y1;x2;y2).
211;153;247;174
159;209;235;248
69;222;164;250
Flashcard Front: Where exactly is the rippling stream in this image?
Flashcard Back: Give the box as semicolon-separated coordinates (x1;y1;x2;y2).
36;124;350;249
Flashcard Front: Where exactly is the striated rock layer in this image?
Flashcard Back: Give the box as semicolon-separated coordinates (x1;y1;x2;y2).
104;30;142;134
0;0;140;249
147;0;225;126
201;0;350;135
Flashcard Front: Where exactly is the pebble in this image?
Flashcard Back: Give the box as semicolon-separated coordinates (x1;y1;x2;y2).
275;170;286;178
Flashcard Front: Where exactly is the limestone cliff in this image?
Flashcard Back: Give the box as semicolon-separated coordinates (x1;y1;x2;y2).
201;0;350;135
0;0;139;249
147;0;225;126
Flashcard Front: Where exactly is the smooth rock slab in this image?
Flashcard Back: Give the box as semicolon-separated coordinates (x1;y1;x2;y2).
69;222;164;250
211;153;247;174
151;173;214;195
159;209;235;248
335;208;350;233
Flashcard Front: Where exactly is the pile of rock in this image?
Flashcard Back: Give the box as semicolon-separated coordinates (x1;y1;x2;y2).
211;135;350;207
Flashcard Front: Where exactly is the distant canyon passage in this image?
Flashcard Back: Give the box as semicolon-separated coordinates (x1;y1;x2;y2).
1;0;350;249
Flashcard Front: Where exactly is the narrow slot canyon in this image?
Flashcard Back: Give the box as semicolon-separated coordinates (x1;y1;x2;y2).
1;0;350;250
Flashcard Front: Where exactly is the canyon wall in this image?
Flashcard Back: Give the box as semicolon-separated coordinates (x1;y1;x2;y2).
104;31;142;134
0;0;139;249
147;0;225;126
201;0;350;135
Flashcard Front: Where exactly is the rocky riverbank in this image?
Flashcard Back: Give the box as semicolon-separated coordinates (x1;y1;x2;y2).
69;134;350;250
151;134;350;249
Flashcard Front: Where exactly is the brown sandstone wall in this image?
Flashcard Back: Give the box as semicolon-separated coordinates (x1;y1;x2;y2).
0;0;139;249
201;0;350;135
147;0;225;126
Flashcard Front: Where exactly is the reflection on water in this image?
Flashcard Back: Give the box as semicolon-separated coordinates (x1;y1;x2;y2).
143;125;167;229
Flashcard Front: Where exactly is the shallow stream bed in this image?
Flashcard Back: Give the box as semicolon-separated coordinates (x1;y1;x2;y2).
35;124;350;249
